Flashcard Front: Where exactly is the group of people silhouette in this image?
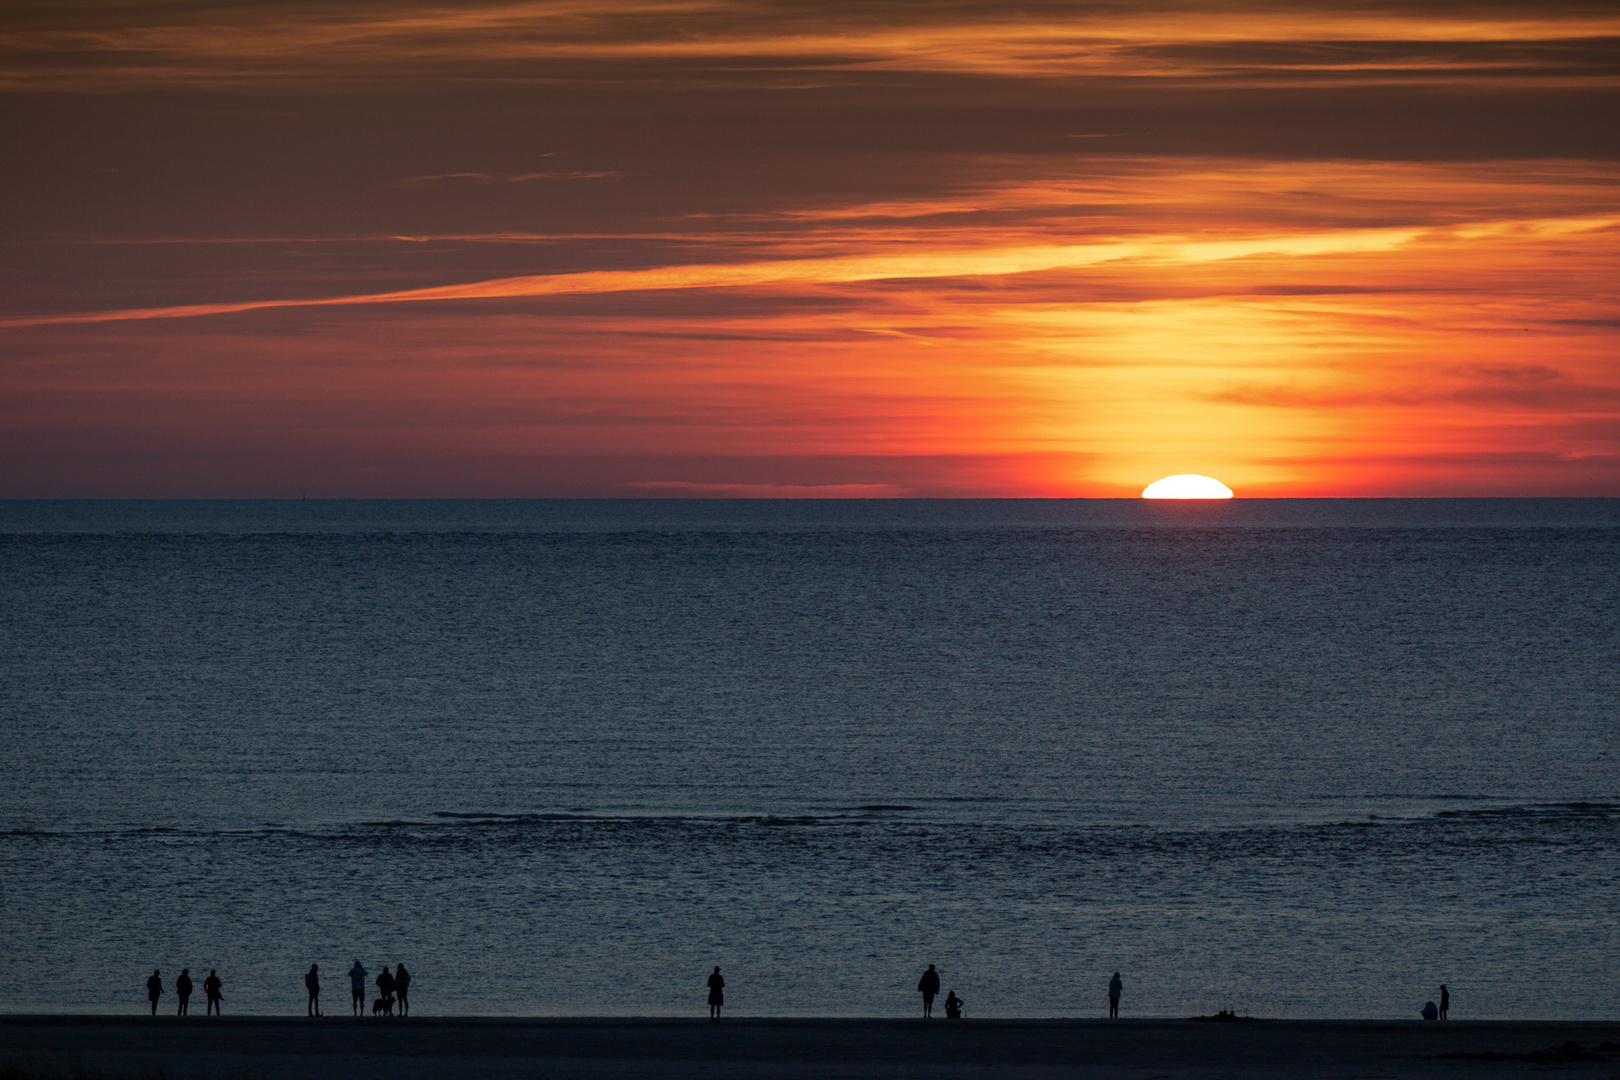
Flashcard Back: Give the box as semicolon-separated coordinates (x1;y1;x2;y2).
348;960;411;1016
300;961;411;1017
918;964;1105;1021
146;961;1120;1019
144;969;222;1016
144;963;410;1017
701;964;1111;1021
144;962;1450;1020
915;964;967;1019
916;969;1439;1023
702;964;995;1022
139;961;1457;1021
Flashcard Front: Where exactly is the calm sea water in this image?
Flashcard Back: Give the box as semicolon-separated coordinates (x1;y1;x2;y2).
2;500;1617;1019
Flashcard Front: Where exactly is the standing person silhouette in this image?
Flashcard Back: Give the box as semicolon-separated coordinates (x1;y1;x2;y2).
394;964;410;1016
146;970;163;1016
348;960;368;1016
175;969;193;1015
376;965;396;1015
305;964;321;1017
918;965;941;1018
203;969;223;1016
1439;984;1450;1020
707;967;725;1022
1108;972;1122;1019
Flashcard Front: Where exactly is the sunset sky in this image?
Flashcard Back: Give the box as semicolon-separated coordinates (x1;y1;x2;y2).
2;0;1617;497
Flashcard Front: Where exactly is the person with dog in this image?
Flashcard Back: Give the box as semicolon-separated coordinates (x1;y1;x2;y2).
393;964;410;1016
917;964;941;1017
376;965;396;1016
146;970;163;1016
348;960;368;1016
203;969;223;1015
175;969;193;1015
305;963;321;1017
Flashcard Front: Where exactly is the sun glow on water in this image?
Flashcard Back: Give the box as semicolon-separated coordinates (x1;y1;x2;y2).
1142;474;1235;499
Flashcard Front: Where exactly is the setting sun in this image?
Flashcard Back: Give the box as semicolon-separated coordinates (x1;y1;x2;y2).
1142;475;1235;499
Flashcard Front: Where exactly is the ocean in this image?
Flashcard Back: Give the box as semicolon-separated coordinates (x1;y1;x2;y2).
2;500;1616;1020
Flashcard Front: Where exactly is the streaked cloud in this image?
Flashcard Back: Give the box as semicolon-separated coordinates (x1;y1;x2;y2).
11;218;1619;338
629;481;910;497
400;171;621;186
4;1;1617;90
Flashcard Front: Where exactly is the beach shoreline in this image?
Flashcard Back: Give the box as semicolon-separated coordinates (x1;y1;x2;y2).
5;1015;1619;1079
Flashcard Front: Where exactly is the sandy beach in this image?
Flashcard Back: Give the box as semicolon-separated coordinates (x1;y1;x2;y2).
4;1016;1619;1079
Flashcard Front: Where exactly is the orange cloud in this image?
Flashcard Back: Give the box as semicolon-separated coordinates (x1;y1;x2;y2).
6;162;1616;497
4;1;1617;90
7;210;1613;330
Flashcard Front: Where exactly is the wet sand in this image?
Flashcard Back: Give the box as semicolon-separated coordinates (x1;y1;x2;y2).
3;1015;1619;1079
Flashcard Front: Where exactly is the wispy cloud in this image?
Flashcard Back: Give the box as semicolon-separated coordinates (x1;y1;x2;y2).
628;481;909;496
400;171;620;186
4;1;1617;90
6;212;1614;329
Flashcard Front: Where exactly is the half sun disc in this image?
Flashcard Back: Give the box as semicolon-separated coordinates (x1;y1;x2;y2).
1142;474;1234;499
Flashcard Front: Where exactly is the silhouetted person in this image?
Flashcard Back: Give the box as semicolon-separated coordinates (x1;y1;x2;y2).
175;969;192;1015
1108;972;1123;1019
918;964;940;1017
394;964;410;1016
146;970;163;1016
707;967;725;1021
377;965;396;1016
349;960;368;1016
1421;1000;1438;1020
944;991;963;1019
204;970;222;1016
306;964;321;1017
